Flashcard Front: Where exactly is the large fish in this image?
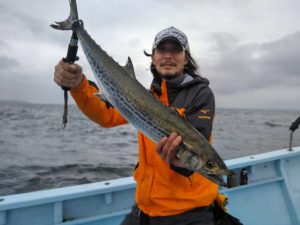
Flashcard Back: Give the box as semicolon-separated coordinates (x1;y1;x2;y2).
51;0;233;187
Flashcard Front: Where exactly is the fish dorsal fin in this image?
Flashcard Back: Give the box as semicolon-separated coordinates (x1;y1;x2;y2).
123;57;136;79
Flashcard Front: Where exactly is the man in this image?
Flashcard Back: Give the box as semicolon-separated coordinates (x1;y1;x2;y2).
54;26;217;225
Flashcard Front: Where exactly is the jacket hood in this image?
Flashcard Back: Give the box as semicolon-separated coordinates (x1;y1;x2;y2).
151;73;210;95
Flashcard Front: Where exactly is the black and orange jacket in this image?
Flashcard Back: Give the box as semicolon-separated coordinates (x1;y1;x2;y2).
70;73;218;217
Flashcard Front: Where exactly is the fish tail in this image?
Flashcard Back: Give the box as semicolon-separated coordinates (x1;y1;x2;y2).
50;0;79;31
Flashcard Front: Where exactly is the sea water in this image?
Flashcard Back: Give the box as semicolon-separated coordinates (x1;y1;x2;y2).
0;102;299;196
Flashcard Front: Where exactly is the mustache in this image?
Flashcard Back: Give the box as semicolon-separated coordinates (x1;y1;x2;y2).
160;61;177;67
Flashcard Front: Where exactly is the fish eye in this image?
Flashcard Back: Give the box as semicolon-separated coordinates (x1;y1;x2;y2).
206;160;215;169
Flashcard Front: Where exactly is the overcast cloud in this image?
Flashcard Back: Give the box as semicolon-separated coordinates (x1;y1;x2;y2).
0;0;299;110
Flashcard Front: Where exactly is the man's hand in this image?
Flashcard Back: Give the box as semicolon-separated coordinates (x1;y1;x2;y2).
156;132;185;167
54;59;83;89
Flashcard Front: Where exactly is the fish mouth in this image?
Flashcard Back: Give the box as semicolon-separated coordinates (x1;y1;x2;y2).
205;173;228;187
205;169;236;187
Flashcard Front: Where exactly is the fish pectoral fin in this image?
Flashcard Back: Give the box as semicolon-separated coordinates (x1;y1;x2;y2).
168;106;187;120
123;57;136;79
94;92;108;102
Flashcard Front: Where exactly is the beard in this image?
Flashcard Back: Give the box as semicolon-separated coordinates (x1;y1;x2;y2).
158;61;183;80
160;73;180;80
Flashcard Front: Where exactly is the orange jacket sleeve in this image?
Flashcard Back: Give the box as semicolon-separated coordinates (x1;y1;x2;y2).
70;75;128;128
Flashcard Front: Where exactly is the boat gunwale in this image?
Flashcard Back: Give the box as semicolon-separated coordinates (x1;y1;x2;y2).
0;146;299;211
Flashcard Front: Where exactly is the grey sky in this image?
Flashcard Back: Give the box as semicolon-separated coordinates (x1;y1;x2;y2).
0;0;299;109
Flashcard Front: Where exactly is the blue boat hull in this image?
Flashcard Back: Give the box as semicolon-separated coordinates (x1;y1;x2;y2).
1;146;300;225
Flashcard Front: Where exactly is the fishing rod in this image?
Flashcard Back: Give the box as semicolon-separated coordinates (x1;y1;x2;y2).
288;116;300;151
61;32;79;128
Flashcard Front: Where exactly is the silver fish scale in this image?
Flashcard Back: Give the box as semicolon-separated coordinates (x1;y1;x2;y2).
108;88;169;141
79;35;168;142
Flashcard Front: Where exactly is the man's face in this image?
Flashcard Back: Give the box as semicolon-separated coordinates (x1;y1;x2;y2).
152;40;188;79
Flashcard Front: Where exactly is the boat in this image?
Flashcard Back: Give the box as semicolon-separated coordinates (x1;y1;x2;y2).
1;117;299;225
0;145;299;225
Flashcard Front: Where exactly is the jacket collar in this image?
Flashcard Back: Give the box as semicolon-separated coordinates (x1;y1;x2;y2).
150;73;209;95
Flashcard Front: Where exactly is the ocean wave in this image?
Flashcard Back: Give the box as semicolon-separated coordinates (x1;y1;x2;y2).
0;164;135;196
264;121;286;127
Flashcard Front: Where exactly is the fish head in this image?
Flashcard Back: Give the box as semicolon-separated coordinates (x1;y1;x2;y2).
178;143;233;187
199;156;234;187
